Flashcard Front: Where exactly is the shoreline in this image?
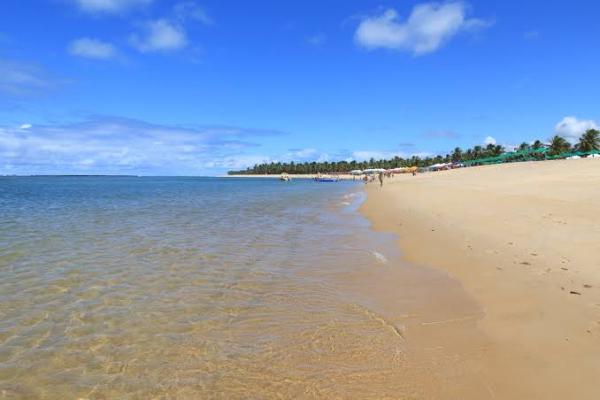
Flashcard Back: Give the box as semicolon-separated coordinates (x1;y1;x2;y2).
225;174;358;180
360;158;600;398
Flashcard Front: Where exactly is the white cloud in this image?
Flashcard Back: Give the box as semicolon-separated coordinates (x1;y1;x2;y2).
555;116;598;142
316;153;330;162
484;136;496;145
19;123;32;130
74;0;152;13
174;1;212;25
130;19;187;52
355;1;491;55
0;116;284;175
69;38;116;59
128;3;210;54
0;60;55;97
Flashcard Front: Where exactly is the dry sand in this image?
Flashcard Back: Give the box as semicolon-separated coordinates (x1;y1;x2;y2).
361;158;600;399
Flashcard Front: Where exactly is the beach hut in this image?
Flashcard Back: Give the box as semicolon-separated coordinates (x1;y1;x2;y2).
389;167;405;173
428;163;451;171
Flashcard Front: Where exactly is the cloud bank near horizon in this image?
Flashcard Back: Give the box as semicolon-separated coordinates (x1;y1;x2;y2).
0;117;284;175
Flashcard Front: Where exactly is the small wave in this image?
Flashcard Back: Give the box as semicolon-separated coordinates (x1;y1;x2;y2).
351;304;404;339
340;201;351;206
371;251;388;264
342;192;358;200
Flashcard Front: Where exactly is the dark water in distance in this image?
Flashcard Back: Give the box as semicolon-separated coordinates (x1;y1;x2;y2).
0;177;410;399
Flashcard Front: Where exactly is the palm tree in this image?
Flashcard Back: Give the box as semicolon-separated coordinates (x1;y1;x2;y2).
577;129;600;152
227;129;600;174
549;135;570;156
464;148;473;160
492;145;504;156
451;147;463;162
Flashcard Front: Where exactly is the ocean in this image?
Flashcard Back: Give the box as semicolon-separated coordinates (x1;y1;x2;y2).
1;176;436;398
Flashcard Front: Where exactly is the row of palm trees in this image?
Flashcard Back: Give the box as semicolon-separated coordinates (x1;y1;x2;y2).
229;129;600;175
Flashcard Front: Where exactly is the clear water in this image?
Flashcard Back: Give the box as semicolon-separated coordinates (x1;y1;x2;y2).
1;177;437;399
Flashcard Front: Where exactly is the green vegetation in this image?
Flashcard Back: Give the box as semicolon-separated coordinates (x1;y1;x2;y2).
549;135;571;156
228;130;600;175
577;129;600;152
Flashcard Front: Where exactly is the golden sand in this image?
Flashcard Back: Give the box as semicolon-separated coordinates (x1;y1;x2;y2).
361;158;600;399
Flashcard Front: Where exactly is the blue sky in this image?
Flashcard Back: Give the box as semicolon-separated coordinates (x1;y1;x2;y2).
1;0;599;175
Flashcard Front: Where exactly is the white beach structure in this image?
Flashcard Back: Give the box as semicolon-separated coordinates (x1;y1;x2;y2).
363;168;386;174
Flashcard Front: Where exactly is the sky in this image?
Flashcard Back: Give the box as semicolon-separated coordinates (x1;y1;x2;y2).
1;0;599;175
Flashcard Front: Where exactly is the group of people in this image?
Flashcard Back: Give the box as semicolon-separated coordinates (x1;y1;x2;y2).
362;172;385;187
362;169;417;187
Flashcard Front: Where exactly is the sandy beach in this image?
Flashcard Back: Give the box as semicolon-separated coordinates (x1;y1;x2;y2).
361;158;600;398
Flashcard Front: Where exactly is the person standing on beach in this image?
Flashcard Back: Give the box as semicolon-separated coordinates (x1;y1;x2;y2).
378;172;384;187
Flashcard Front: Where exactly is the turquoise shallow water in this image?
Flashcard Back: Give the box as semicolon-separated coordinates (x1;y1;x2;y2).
0;177;411;398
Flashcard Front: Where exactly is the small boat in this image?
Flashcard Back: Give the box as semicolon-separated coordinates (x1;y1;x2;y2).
315;177;339;183
280;173;291;181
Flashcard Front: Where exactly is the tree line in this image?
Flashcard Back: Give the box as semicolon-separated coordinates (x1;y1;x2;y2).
228;129;600;175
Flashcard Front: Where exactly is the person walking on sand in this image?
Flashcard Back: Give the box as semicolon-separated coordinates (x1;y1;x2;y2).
378;172;384;187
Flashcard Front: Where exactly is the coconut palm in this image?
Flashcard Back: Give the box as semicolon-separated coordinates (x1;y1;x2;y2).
451;147;463;162
227;130;600;175
492;145;505;156
577;129;600;152
549;135;571;156
518;142;530;151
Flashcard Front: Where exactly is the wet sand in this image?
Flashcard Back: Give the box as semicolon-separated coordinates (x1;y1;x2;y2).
361;158;600;399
